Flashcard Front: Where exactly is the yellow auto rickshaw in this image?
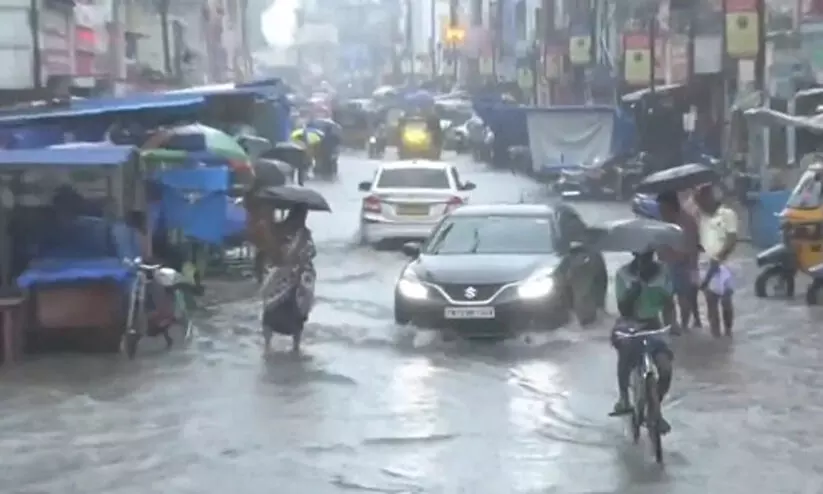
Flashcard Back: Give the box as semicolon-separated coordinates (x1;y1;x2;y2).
755;163;823;303
397;117;441;160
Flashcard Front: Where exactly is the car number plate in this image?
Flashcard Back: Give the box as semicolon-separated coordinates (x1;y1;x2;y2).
444;307;495;319
396;204;429;216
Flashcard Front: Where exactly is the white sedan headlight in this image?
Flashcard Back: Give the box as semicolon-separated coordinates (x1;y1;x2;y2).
397;275;428;300
517;270;556;299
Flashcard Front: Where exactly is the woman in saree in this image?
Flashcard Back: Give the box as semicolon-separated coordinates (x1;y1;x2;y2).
251;201;316;353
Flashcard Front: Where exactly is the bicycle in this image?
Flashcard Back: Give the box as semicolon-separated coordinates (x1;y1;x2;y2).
614;324;671;464
123;258;196;359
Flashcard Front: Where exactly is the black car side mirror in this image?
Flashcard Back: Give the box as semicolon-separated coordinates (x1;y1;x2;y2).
401;241;421;257
461;181;476;191
358;181;372;192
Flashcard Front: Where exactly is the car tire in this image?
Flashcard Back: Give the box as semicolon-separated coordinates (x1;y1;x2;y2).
394;299;411;325
356;223;369;246
806;278;823;305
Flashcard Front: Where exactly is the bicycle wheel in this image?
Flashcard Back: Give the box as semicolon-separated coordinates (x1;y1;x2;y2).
123;279;144;359
645;374;664;463
629;372;643;443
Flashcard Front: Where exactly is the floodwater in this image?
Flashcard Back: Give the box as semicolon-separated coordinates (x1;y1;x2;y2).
2;154;823;494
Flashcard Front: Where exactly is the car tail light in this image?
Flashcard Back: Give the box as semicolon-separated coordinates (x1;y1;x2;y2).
229;158;254;177
363;195;382;212
445;196;463;211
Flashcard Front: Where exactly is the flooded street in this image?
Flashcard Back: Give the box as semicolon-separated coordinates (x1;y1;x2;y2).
3;154;823;493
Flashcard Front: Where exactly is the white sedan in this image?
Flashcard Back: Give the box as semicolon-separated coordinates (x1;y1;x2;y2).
357;161;476;245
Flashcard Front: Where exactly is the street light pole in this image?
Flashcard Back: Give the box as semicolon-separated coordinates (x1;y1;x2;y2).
430;0;437;78
29;0;42;90
648;1;657;96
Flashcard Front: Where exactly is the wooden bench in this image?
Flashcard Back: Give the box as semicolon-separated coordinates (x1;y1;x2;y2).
0;296;24;367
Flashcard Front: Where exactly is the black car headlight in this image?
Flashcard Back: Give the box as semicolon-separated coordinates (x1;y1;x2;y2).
516;270;556;299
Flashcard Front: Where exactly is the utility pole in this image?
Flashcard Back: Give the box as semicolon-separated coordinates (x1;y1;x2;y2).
430;0;437;78
29;0;42;90
156;0;172;77
406;0;415;83
648;2;657;96
449;0;458;82
108;0;122;92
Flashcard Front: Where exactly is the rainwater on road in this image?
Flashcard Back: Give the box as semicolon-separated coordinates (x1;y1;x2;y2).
2;154;822;494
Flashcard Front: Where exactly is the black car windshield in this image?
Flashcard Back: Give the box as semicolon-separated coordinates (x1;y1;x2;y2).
424;216;555;254
377;168;450;189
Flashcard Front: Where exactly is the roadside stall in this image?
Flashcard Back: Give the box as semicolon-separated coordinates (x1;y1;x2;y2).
0;145;145;358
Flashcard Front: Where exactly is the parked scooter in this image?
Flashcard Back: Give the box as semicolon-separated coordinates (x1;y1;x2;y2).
556;153;644;200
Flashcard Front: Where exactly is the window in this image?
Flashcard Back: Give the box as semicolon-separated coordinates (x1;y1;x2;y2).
423;216;555;255
787;170;823;209
376;168;450;189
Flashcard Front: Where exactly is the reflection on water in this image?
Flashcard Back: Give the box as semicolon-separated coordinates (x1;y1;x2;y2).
2;157;823;492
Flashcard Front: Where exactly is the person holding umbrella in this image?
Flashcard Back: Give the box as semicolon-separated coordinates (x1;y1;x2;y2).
656;191;702;330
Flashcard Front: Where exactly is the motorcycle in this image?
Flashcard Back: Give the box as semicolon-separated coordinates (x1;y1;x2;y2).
314;149;338;179
367;134;386;159
555;154;644;200
443;120;469;153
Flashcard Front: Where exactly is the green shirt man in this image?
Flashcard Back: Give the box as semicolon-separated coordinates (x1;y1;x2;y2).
615;258;673;322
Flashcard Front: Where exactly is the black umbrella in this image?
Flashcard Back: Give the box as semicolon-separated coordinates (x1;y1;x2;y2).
311;118;342;133
589;218;684;253
252;185;331;212
265;143;309;170
252;158;292;187
635;163;717;194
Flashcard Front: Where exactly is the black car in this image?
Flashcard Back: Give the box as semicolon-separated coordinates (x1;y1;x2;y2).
394;203;608;337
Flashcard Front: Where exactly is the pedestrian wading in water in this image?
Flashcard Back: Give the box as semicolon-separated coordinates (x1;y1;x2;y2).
692;185;738;337
256;204;316;353
656;191;702;332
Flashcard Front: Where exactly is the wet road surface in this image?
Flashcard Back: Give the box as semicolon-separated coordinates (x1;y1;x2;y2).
3;153;823;493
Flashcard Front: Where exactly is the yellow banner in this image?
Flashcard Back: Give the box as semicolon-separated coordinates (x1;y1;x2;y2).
624;48;651;86
569;36;592;65
725;12;758;59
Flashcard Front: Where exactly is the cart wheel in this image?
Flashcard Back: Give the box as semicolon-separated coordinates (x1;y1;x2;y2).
806;279;823;305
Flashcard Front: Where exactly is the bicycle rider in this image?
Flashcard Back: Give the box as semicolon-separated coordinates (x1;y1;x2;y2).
609;247;675;435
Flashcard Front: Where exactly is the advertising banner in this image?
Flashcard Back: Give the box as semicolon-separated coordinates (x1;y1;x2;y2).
569;25;591;65
724;0;759;59
624;32;651;86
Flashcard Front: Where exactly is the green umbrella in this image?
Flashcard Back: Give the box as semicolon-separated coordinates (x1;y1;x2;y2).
140;148;189;173
160;123;249;161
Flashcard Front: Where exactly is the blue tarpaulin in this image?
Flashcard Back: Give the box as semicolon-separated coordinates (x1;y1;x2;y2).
156;167;235;244
17;216;141;288
0;93;205;125
18;258;133;288
0;145;137;169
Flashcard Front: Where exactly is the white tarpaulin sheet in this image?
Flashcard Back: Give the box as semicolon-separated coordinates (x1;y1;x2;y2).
526;111;614;173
